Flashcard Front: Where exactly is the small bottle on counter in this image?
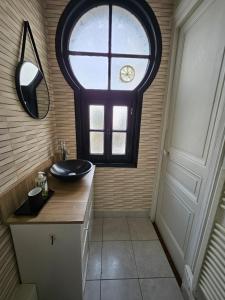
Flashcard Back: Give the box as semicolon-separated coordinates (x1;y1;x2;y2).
35;172;49;198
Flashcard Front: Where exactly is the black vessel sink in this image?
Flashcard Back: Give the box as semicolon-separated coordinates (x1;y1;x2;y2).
50;160;93;181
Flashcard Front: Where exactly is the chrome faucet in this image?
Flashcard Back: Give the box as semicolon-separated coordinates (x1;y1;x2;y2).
60;141;68;160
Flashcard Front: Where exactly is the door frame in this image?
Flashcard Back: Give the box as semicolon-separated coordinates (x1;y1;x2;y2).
191;87;225;293
151;0;225;291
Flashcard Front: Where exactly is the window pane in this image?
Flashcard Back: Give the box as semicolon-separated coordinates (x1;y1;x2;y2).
112;6;150;55
69;56;108;89
112;132;126;155
69;6;109;53
90;132;104;154
111;58;149;90
113;106;128;130
90;105;104;130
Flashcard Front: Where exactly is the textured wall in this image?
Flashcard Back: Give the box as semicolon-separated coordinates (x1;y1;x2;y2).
174;0;182;7
0;0;56;298
0;0;56;195
0;1;174;298
46;0;174;213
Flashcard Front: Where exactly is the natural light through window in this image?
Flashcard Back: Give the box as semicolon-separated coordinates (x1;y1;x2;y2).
112;106;128;154
68;5;150;91
56;0;162;166
89;105;105;154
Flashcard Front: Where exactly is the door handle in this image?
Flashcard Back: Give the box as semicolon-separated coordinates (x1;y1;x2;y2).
163;149;170;156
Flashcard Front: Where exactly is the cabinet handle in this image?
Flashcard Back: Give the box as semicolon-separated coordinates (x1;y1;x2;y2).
50;234;56;245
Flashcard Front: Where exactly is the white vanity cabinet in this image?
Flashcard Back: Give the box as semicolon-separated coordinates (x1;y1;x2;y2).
8;169;94;300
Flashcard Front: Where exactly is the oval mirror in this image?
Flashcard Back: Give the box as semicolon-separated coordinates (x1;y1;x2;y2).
16;61;50;119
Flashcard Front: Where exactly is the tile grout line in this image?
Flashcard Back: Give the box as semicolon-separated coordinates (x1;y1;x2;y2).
126;216;144;300
126;216;132;241
99;239;159;242
88;218;182;299
90;217;175;299
86;276;175;282
100;217;104;300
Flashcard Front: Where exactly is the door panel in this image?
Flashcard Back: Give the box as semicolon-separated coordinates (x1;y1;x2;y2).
171;0;225;160
161;182;193;251
167;160;201;199
156;0;225;276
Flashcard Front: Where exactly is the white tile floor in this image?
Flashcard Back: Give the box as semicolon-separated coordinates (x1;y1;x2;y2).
84;217;183;300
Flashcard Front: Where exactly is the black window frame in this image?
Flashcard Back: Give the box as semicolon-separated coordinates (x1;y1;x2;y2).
56;0;162;168
76;90;138;167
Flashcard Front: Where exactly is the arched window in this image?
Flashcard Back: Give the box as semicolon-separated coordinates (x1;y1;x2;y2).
56;0;162;167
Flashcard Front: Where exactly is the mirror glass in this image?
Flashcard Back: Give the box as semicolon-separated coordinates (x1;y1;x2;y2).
17;61;50;119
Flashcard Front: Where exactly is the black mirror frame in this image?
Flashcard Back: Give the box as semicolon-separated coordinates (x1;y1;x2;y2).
15;21;50;119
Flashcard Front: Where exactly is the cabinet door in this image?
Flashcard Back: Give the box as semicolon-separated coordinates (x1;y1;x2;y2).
81;186;94;289
11;224;83;300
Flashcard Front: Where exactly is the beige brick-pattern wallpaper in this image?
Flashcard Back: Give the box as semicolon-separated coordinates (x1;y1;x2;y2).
46;0;174;213
0;0;56;298
0;1;174;298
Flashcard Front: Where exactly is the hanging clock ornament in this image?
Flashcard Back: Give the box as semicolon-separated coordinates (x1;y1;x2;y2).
120;65;135;82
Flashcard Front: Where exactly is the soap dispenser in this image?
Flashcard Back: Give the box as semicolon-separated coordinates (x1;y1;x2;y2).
35;171;48;198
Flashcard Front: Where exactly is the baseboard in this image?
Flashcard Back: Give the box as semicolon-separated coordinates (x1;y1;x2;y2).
94;209;150;218
181;265;196;300
181;283;196;300
11;284;38;300
153;223;182;286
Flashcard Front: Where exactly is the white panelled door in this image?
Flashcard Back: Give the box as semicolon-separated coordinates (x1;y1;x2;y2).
156;0;225;276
